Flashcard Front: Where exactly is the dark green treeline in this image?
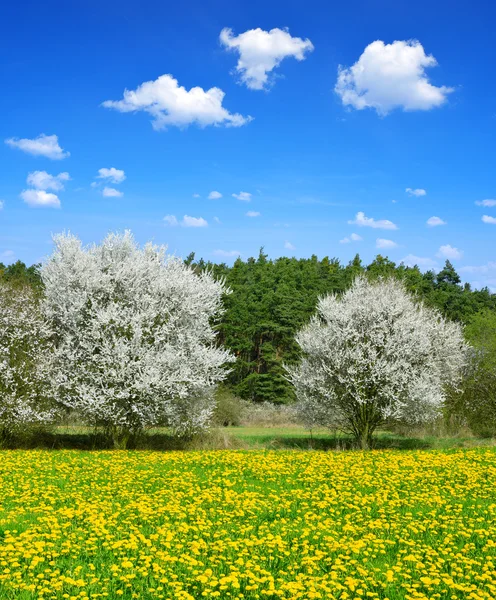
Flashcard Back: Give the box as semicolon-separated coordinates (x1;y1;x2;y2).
3;254;496;405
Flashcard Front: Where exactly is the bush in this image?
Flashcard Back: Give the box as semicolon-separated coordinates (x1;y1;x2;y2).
212;387;248;427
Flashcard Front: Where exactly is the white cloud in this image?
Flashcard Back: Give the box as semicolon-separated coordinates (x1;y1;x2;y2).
20;189;60;208
164;215;179;227
220;27;314;90
182;215;208;228
0;200;4;210
475;199;496;207
192;193;201;198
97;168;126;184
340;232;362;243
406;187;427;197
102;74;251;130
208;191;223;200
102;187;123;198
246;211;260;217
427;216;446;227
5;134;69;159
213;249;240;257
401;254;437;269
213;216;221;224
232;191;252;201
348;211;398;230
482;215;496;224
437;244;463;260
335;40;453;115
284;241;295;250
26;170;70;191
376;238;398;249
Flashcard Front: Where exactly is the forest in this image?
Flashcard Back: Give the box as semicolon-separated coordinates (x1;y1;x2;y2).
4;250;496;407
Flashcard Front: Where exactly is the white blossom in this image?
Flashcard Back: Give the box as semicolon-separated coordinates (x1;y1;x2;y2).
0;283;55;433
287;277;468;448
41;231;233;443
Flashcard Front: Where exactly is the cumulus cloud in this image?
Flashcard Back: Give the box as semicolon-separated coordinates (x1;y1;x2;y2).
20;189;60;208
164;215;208;227
5;134;69;160
437;244;463;260
220;27;314;90
102;187;123;198
213;249;240;257
348;211;398;230
182;215;208;227
246;211;260;217
376;238;398;249
208;191;223;200
340;232;363;243
97;168;126;184
335;40;453;115
475;199;496;207
406;187;427;197
26;170;70;191
482;215;496;224
401;254;437;269
102;74;251;130
232;191;252;201
164;215;179;227
427;216;446;227
284;241;295;250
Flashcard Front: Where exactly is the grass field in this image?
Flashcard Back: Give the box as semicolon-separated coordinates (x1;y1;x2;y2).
1;448;496;599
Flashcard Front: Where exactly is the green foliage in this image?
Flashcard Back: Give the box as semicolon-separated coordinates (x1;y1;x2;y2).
454;310;496;437
212;386;248;427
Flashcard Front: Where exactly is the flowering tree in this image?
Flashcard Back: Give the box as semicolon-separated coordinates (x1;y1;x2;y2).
0;282;55;439
287;277;468;449
42;231;233;446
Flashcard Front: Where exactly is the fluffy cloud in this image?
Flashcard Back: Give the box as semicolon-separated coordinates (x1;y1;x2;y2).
406;187;427;197
183;215;208;227
284;241;295;250
26;170;70;191
102;74;251;130
482;215;496;224
164;215;208;227
5;134;69;160
213;249;240;257
102;187;123;198
232;191;252;201
340;233;363;243
401;254;437;269
475;199;496;207
376;238;398;249
335;40;453;115
20;189;60;208
97;168;126;184
208;191;223;200
164;215;179;227
246;211;260;217
437;244;463;260
348;211;398;230
220;27;314;90
427;216;446;227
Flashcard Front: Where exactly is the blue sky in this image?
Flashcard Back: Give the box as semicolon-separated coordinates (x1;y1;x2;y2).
1;0;495;288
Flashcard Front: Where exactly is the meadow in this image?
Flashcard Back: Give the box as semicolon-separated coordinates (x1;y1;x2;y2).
1;447;496;600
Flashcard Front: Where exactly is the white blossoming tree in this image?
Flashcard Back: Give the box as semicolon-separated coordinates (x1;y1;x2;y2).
41;231;233;447
287;277;468;449
0;282;55;440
